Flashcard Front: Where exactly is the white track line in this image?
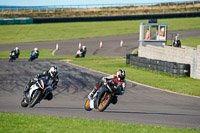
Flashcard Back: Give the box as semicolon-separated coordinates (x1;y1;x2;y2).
63;60;200;99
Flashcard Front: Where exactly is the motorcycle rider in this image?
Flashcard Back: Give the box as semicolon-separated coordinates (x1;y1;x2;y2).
15;47;20;58
9;49;16;61
88;69;126;100
31;48;39;59
24;66;59;100
76;45;87;58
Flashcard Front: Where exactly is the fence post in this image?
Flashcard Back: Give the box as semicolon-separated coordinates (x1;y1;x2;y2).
192;49;197;78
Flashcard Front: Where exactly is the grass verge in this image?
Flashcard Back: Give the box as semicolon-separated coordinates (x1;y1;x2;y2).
0;49;74;59
1;50;199;96
0;113;199;133
0;17;200;45
167;37;200;47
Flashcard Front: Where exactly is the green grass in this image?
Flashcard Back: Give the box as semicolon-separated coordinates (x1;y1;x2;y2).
167;37;200;48
0;17;200;44
0;49;74;59
0;113;199;133
181;37;200;48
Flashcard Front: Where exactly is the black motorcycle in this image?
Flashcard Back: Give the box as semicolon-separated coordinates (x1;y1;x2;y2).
9;52;16;62
28;51;39;61
84;81;119;112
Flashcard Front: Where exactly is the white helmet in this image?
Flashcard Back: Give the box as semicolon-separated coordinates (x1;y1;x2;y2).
34;48;38;51
15;47;19;50
49;66;58;78
82;46;86;50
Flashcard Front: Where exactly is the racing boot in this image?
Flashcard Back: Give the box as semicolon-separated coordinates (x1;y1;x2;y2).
88;88;97;99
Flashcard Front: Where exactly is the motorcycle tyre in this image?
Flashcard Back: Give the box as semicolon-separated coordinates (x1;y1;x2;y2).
21;97;28;107
29;90;42;108
97;91;112;112
84;98;92;111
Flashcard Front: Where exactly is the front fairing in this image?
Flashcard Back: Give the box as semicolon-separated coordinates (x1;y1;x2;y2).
28;78;51;97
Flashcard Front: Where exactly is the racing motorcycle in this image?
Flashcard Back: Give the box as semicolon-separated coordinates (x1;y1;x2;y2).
84;81;119;112
75;47;86;58
75;50;82;58
9;52;16;62
21;77;53;108
28;51;39;61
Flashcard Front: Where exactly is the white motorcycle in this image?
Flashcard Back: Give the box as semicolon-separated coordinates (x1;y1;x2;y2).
21;77;53;108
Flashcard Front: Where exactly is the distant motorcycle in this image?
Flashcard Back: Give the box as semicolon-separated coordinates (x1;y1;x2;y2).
84;81;119;112
28;51;39;61
21;77;53;108
75;46;87;58
9;52;16;62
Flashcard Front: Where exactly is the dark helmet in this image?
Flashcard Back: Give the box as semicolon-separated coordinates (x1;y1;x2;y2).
49;66;58;78
117;69;126;81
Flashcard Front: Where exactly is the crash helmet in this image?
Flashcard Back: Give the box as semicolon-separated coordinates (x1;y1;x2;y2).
117;69;126;81
49;66;58;78
82;46;86;50
34;48;38;51
15;47;19;50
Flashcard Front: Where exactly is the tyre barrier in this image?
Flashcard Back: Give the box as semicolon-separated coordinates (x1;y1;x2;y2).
126;54;190;77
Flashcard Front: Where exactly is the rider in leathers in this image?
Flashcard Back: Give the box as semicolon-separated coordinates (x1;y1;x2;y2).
24;66;59;100
88;69;126;102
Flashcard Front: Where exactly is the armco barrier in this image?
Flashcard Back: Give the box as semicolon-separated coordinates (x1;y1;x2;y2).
126;54;190;77
33;12;200;23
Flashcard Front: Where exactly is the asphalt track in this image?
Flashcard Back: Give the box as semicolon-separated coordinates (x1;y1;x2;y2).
0;29;200;129
0;29;200;56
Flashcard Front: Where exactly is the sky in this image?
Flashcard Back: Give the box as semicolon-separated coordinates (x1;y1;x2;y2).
0;0;197;6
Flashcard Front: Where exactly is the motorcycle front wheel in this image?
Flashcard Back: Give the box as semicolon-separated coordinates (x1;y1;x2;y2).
98;91;112;112
29;90;42;108
84;98;92;111
21;97;28;107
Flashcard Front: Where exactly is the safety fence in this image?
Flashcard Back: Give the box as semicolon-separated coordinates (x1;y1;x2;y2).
126;54;190;77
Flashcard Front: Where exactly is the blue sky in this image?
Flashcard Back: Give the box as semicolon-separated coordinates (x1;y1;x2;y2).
0;0;197;6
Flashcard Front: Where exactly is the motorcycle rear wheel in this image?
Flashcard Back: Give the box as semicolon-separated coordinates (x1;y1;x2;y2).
98;91;112;112
29;90;42;108
84;98;92;111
